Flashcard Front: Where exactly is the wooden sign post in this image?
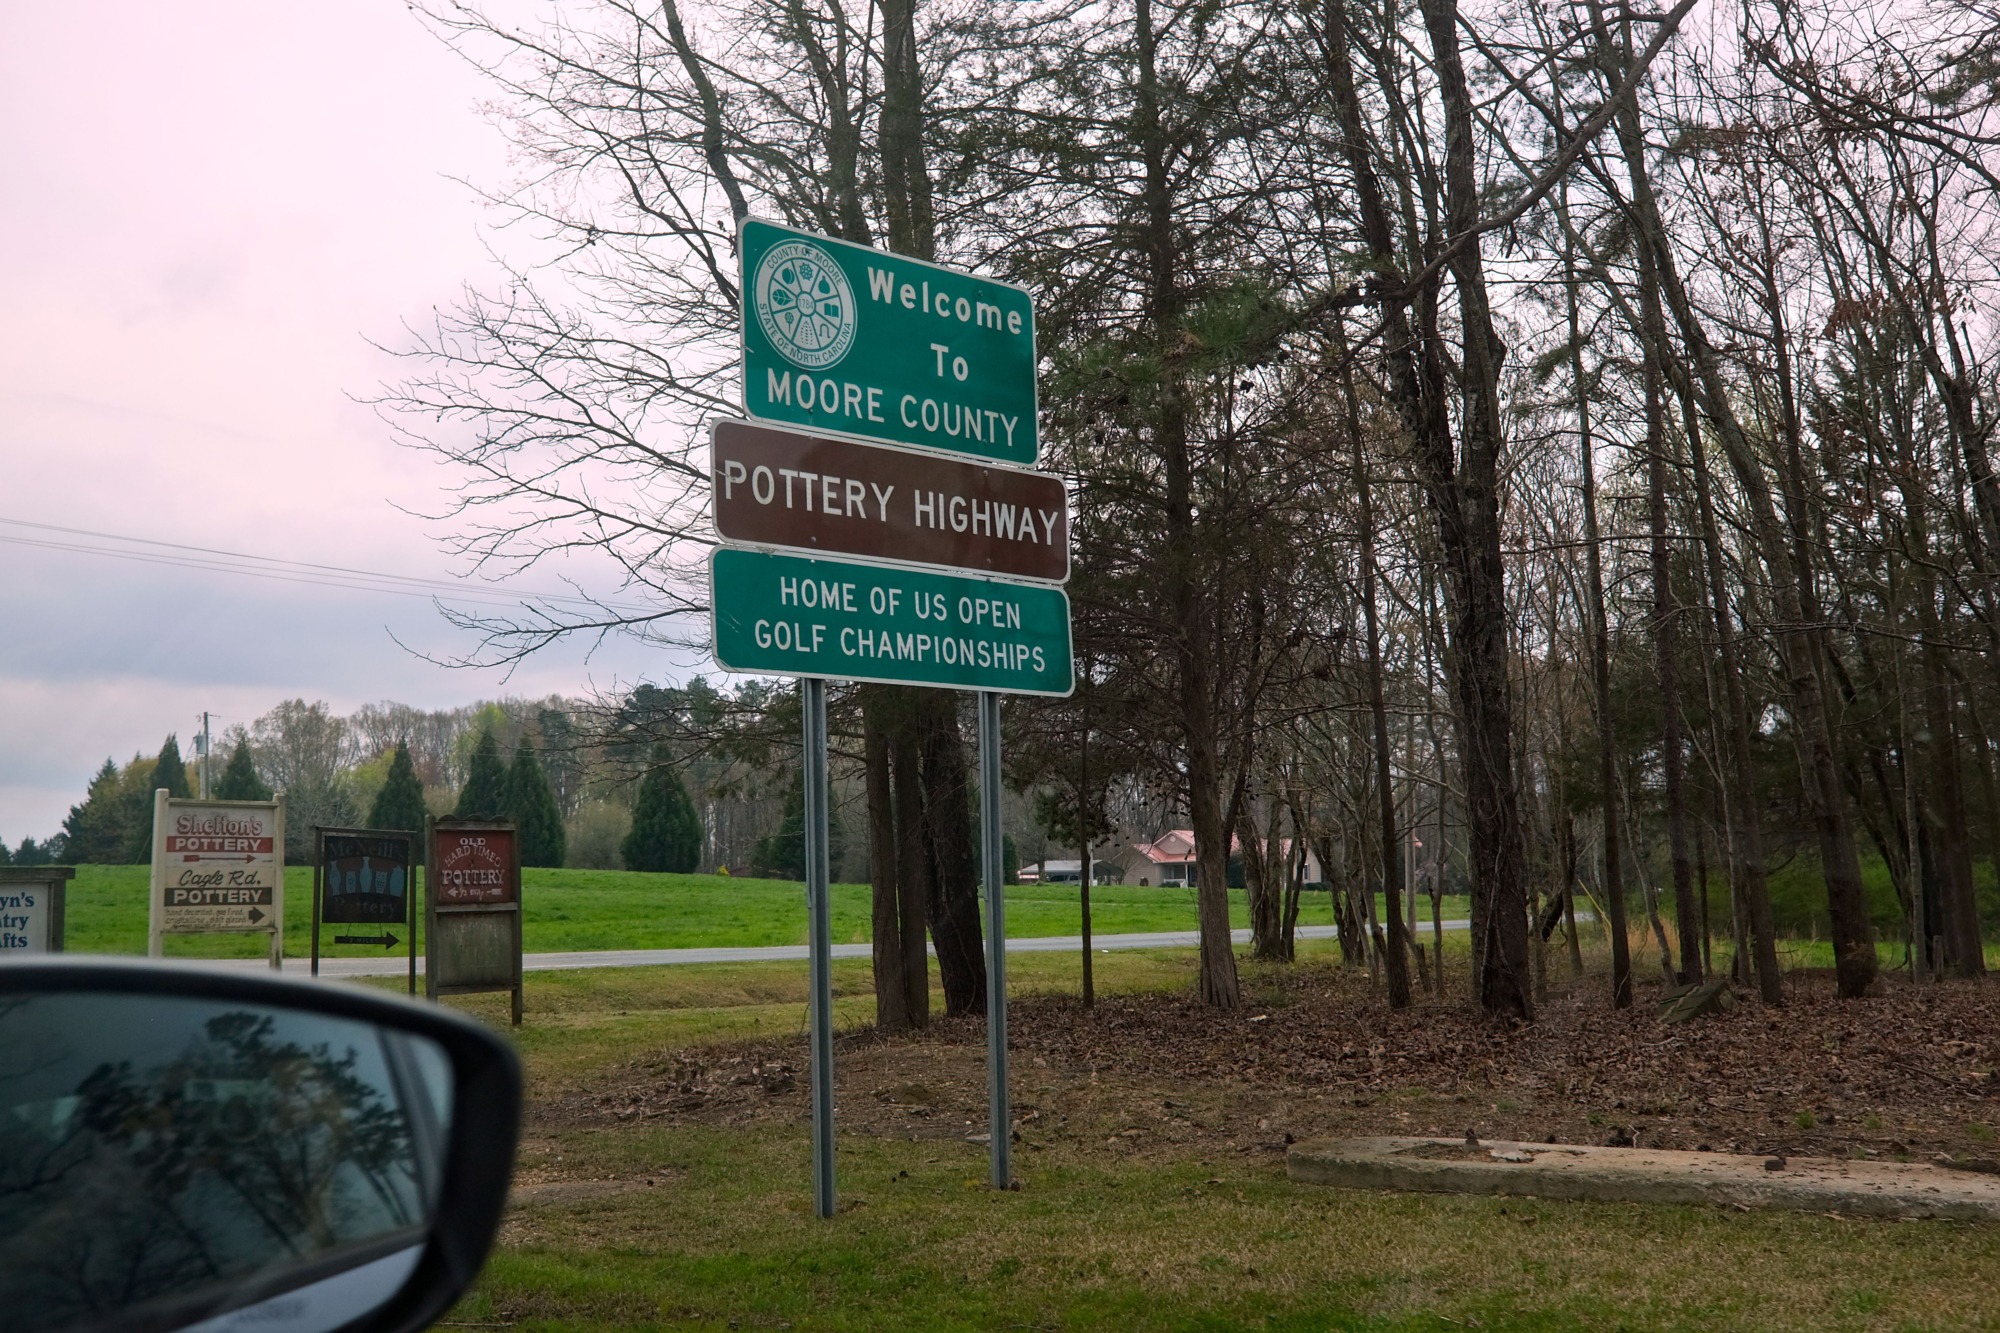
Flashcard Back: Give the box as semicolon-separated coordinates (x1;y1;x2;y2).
0;866;73;954
148;792;285;969
312;828;417;993
424;817;523;1025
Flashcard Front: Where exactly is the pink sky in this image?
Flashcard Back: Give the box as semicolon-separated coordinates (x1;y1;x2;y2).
0;2;677;838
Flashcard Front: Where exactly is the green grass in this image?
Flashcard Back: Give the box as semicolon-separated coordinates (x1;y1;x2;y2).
414;946;1222;1091
413;957;2000;1331
1749;847;2000;937
64;864;1461;960
468;1126;2000;1331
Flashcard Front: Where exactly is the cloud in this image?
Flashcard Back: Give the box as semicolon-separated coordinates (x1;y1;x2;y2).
0;1;715;838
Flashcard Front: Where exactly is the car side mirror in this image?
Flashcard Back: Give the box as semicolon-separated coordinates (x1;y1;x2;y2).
0;958;521;1333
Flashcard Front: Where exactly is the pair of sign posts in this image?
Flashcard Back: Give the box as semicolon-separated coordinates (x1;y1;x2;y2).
713;220;1073;1215
310;819;524;1025
148;792;287;967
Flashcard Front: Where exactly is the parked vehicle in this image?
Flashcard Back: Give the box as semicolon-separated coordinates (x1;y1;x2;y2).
0;958;521;1333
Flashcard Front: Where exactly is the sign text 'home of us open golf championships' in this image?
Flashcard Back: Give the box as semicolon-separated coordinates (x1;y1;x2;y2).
739;218;1038;467
711;548;1073;696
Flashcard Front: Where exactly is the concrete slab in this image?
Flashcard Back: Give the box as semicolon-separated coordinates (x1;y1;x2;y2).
1287;1136;2000;1221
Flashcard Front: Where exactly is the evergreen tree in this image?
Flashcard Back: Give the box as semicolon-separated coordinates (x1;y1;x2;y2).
0;838;10;866
454;729;508;819
214;739;272;801
61;758;129;863
124;736;195;861
13;838;51;867
968;810;1021;884
506;740;566;868
753;770;845;880
622;749;702;873
367;741;430;863
148;735;193;800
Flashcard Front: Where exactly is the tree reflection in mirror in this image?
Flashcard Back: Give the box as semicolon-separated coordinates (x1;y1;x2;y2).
0;992;451;1332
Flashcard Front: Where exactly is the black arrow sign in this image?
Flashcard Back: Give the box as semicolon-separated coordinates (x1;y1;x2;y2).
333;933;400;950
246;907;265;924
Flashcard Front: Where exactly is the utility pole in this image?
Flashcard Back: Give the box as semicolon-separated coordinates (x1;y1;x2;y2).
199;711;212;799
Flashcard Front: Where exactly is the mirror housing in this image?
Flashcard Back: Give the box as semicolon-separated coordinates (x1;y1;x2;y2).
0;958;522;1333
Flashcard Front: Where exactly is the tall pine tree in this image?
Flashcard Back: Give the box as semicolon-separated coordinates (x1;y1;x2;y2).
62;758;129;864
622;749;702;873
126;736;194;860
754;770;846;880
455;729;508;819
367;740;429;862
214;739;272;801
148;735;192;799
507;740;566;868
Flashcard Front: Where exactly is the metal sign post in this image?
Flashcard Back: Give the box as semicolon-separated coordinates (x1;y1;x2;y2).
716;218;1064;1210
802;677;836;1219
311;828;416;993
979;690;1011;1189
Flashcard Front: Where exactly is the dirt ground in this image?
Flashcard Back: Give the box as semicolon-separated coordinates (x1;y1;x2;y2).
533;961;2000;1170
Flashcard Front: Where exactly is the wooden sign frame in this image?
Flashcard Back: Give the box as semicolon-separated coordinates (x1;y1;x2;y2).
0;866;73;954
424;817;523;1025
148;792;286;970
311;827;418;993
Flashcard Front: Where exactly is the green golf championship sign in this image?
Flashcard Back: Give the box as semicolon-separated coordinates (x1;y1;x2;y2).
740;218;1038;466
711;548;1073;695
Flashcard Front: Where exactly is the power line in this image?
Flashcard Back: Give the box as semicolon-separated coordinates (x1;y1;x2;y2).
0;515;663;616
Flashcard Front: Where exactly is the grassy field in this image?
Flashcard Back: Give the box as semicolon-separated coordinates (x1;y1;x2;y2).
63;864;1468;960
402;953;2000;1330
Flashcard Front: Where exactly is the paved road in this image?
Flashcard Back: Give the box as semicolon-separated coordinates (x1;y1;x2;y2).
210;919;1475;979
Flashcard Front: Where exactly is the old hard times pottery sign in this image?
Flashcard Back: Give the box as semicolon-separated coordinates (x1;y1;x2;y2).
432;828;518;906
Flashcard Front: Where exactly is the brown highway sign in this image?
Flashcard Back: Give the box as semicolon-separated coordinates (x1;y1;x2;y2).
712;418;1068;583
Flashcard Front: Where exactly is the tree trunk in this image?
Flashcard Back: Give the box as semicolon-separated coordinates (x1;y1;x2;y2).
1556;179;1631;1007
1633;237;1700;982
864;691;915;1031
1242;797;1286;961
1596;13;1873;994
1344;314;1412;1008
1417;0;1532;1019
889;712;935;1025
917;694;985;1015
1138;0;1237;1008
1676;378;1783;1002
1325;0;1529;1017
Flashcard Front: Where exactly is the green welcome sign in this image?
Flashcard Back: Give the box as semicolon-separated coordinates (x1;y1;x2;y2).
710;548;1073;696
739;218;1039;466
